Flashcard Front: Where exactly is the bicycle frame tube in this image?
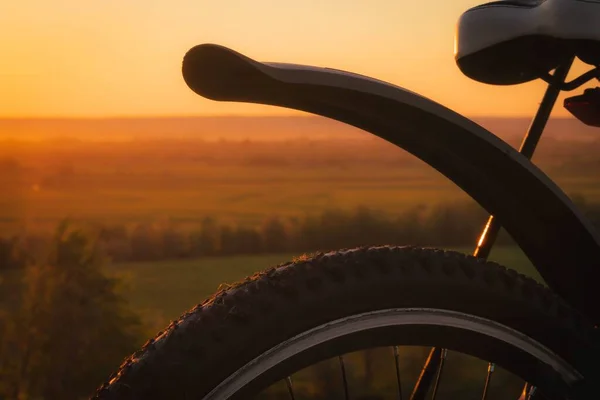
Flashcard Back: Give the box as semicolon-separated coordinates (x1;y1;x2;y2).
474;59;574;260
182;44;600;324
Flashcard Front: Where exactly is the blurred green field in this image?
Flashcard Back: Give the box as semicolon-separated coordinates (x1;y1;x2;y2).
108;245;539;332
2;133;600;234
0;139;468;232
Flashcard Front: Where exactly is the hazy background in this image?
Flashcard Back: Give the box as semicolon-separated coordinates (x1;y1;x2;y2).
1;1;599;399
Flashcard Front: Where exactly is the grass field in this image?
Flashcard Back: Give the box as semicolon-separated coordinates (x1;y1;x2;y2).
2;130;600;234
107;245;540;332
0;137;468;233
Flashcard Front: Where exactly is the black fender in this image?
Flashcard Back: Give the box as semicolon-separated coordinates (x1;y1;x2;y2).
182;44;600;323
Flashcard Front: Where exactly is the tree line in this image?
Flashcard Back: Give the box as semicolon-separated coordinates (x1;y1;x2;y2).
2;197;599;269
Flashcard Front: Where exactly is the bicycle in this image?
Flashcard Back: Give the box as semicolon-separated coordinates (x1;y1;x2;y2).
93;0;600;398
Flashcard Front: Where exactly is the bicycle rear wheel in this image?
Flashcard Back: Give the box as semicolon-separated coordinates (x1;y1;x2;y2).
93;246;597;399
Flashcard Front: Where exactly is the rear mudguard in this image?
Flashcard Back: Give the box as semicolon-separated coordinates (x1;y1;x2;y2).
182;44;600;323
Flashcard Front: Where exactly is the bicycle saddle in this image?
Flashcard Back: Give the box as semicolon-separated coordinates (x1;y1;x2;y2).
456;0;600;85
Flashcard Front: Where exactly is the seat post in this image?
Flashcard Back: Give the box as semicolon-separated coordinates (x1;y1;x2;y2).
473;57;575;260
518;59;576;159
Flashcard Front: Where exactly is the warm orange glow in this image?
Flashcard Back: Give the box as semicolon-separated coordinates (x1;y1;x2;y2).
0;0;593;118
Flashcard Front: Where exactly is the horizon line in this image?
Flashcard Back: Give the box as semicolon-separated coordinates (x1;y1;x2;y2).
0;114;576;121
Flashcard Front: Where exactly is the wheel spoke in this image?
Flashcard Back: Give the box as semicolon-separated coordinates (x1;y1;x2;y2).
481;363;495;400
393;346;404;400
339;355;350;400
410;347;444;400
430;349;447;400
285;376;296;400
527;386;538;399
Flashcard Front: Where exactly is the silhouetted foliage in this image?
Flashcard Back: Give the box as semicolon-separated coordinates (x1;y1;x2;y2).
98;224;131;262
219;225;237;256
261;217;289;253
2;199;600;267
189;217;220;257
130;222;161;261
160;223;188;259
232;226;263;255
0;222;142;399
0;236;28;270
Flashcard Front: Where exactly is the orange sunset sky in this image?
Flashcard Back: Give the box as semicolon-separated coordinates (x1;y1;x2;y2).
0;0;594;118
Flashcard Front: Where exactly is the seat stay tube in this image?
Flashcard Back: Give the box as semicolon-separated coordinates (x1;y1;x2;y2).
474;59;575;259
